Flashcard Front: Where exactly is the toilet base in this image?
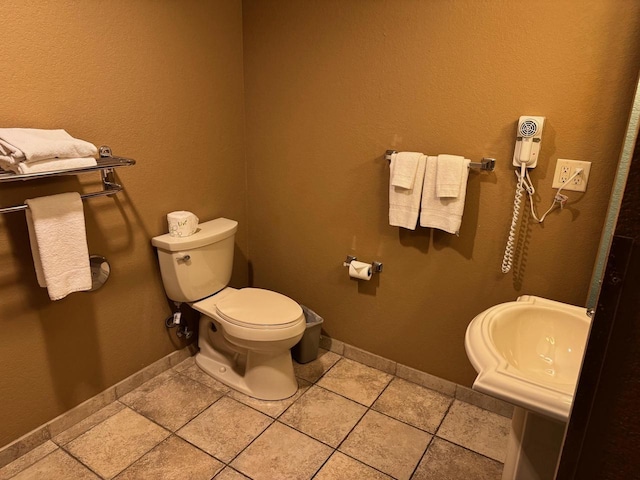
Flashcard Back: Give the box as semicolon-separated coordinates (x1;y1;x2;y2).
195;347;299;401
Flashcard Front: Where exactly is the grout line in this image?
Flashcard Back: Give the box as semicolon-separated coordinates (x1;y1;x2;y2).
309;453;332;479
331;370;391;454
163;433;229;469
277;383;313;420
62;448;105;480
432;396;456;436
409;435;435;479
405;398;457;479
323;450;396;479
219;416;275;472
430;436;506;466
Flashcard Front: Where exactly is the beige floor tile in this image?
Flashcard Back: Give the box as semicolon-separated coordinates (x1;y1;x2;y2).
293;349;341;383
213;467;251;479
178;363;231;393
227;377;311;418
280;385;366;447
120;371;224;431
436;400;510;462
10;449;99;480
114;435;223;480
231;422;332;480
413;438;503;480
316;358;392;406
0;441;58;480
372;378;452;433
64;407;170;479
339;410;431;480
177;396;272;462
314;452;392;480
53;401;125;446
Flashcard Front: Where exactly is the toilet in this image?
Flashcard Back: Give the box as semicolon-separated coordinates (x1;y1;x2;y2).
151;217;306;400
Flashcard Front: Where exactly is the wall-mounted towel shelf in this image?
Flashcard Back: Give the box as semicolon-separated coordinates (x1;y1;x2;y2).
385;150;496;172
0;146;135;214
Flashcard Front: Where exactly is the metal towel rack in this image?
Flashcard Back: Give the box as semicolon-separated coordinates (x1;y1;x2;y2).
385;150;496;171
0;146;135;214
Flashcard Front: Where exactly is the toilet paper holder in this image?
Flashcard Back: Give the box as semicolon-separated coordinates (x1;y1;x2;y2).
343;255;383;274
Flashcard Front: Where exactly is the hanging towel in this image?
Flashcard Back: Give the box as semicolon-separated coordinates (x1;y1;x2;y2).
420;156;471;235
390;151;422;189
0;156;97;174
436;154;468;198
25;193;92;300
389;153;426;230
0;128;97;164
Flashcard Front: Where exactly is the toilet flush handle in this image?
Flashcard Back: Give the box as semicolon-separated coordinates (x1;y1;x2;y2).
176;253;191;263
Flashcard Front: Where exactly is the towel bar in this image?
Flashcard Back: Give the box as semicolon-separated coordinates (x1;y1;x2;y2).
385;150;496;172
0;147;134;214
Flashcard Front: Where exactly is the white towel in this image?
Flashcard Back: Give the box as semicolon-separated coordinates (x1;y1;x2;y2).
420;156;471;235
436;154;467;198
25;193;92;300
389;153;426;230
0;128;97;164
0;157;97;174
390;152;422;189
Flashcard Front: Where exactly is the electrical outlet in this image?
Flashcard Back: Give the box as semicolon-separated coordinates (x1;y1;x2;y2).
552;159;591;192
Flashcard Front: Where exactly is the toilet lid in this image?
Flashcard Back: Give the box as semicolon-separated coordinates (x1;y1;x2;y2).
215;288;303;328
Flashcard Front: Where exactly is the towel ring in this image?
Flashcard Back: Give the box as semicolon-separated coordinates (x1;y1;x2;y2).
88;255;110;291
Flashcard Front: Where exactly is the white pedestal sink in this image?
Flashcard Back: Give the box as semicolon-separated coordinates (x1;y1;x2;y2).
465;296;591;480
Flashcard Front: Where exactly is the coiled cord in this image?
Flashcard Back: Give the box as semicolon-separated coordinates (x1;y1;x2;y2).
501;178;524;273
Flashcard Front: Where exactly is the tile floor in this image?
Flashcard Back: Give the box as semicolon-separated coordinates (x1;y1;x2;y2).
0;351;510;480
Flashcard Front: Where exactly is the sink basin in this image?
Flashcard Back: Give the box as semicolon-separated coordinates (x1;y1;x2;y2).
465;295;591;422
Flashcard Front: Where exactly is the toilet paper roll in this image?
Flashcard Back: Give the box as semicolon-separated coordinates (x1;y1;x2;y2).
348;260;372;281
167;211;199;237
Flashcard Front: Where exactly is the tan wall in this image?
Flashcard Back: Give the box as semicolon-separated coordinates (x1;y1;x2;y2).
0;0;247;446
2;0;639;450
243;1;640;385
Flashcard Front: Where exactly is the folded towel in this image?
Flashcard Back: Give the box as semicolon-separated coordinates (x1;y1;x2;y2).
389;153;427;230
390;152;422;189
25;193;92;300
420;156;471;235
0;128;97;164
0;156;97;174
436;154;468;198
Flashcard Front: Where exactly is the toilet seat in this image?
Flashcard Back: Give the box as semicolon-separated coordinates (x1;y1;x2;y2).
216;288;304;329
193;287;306;341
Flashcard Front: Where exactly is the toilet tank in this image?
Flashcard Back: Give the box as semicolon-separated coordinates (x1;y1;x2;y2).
151;218;238;303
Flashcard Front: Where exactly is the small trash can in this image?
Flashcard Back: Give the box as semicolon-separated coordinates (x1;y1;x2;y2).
292;305;324;364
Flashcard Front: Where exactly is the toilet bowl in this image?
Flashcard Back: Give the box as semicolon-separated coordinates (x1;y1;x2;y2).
193;287;305;400
151;218;305;401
